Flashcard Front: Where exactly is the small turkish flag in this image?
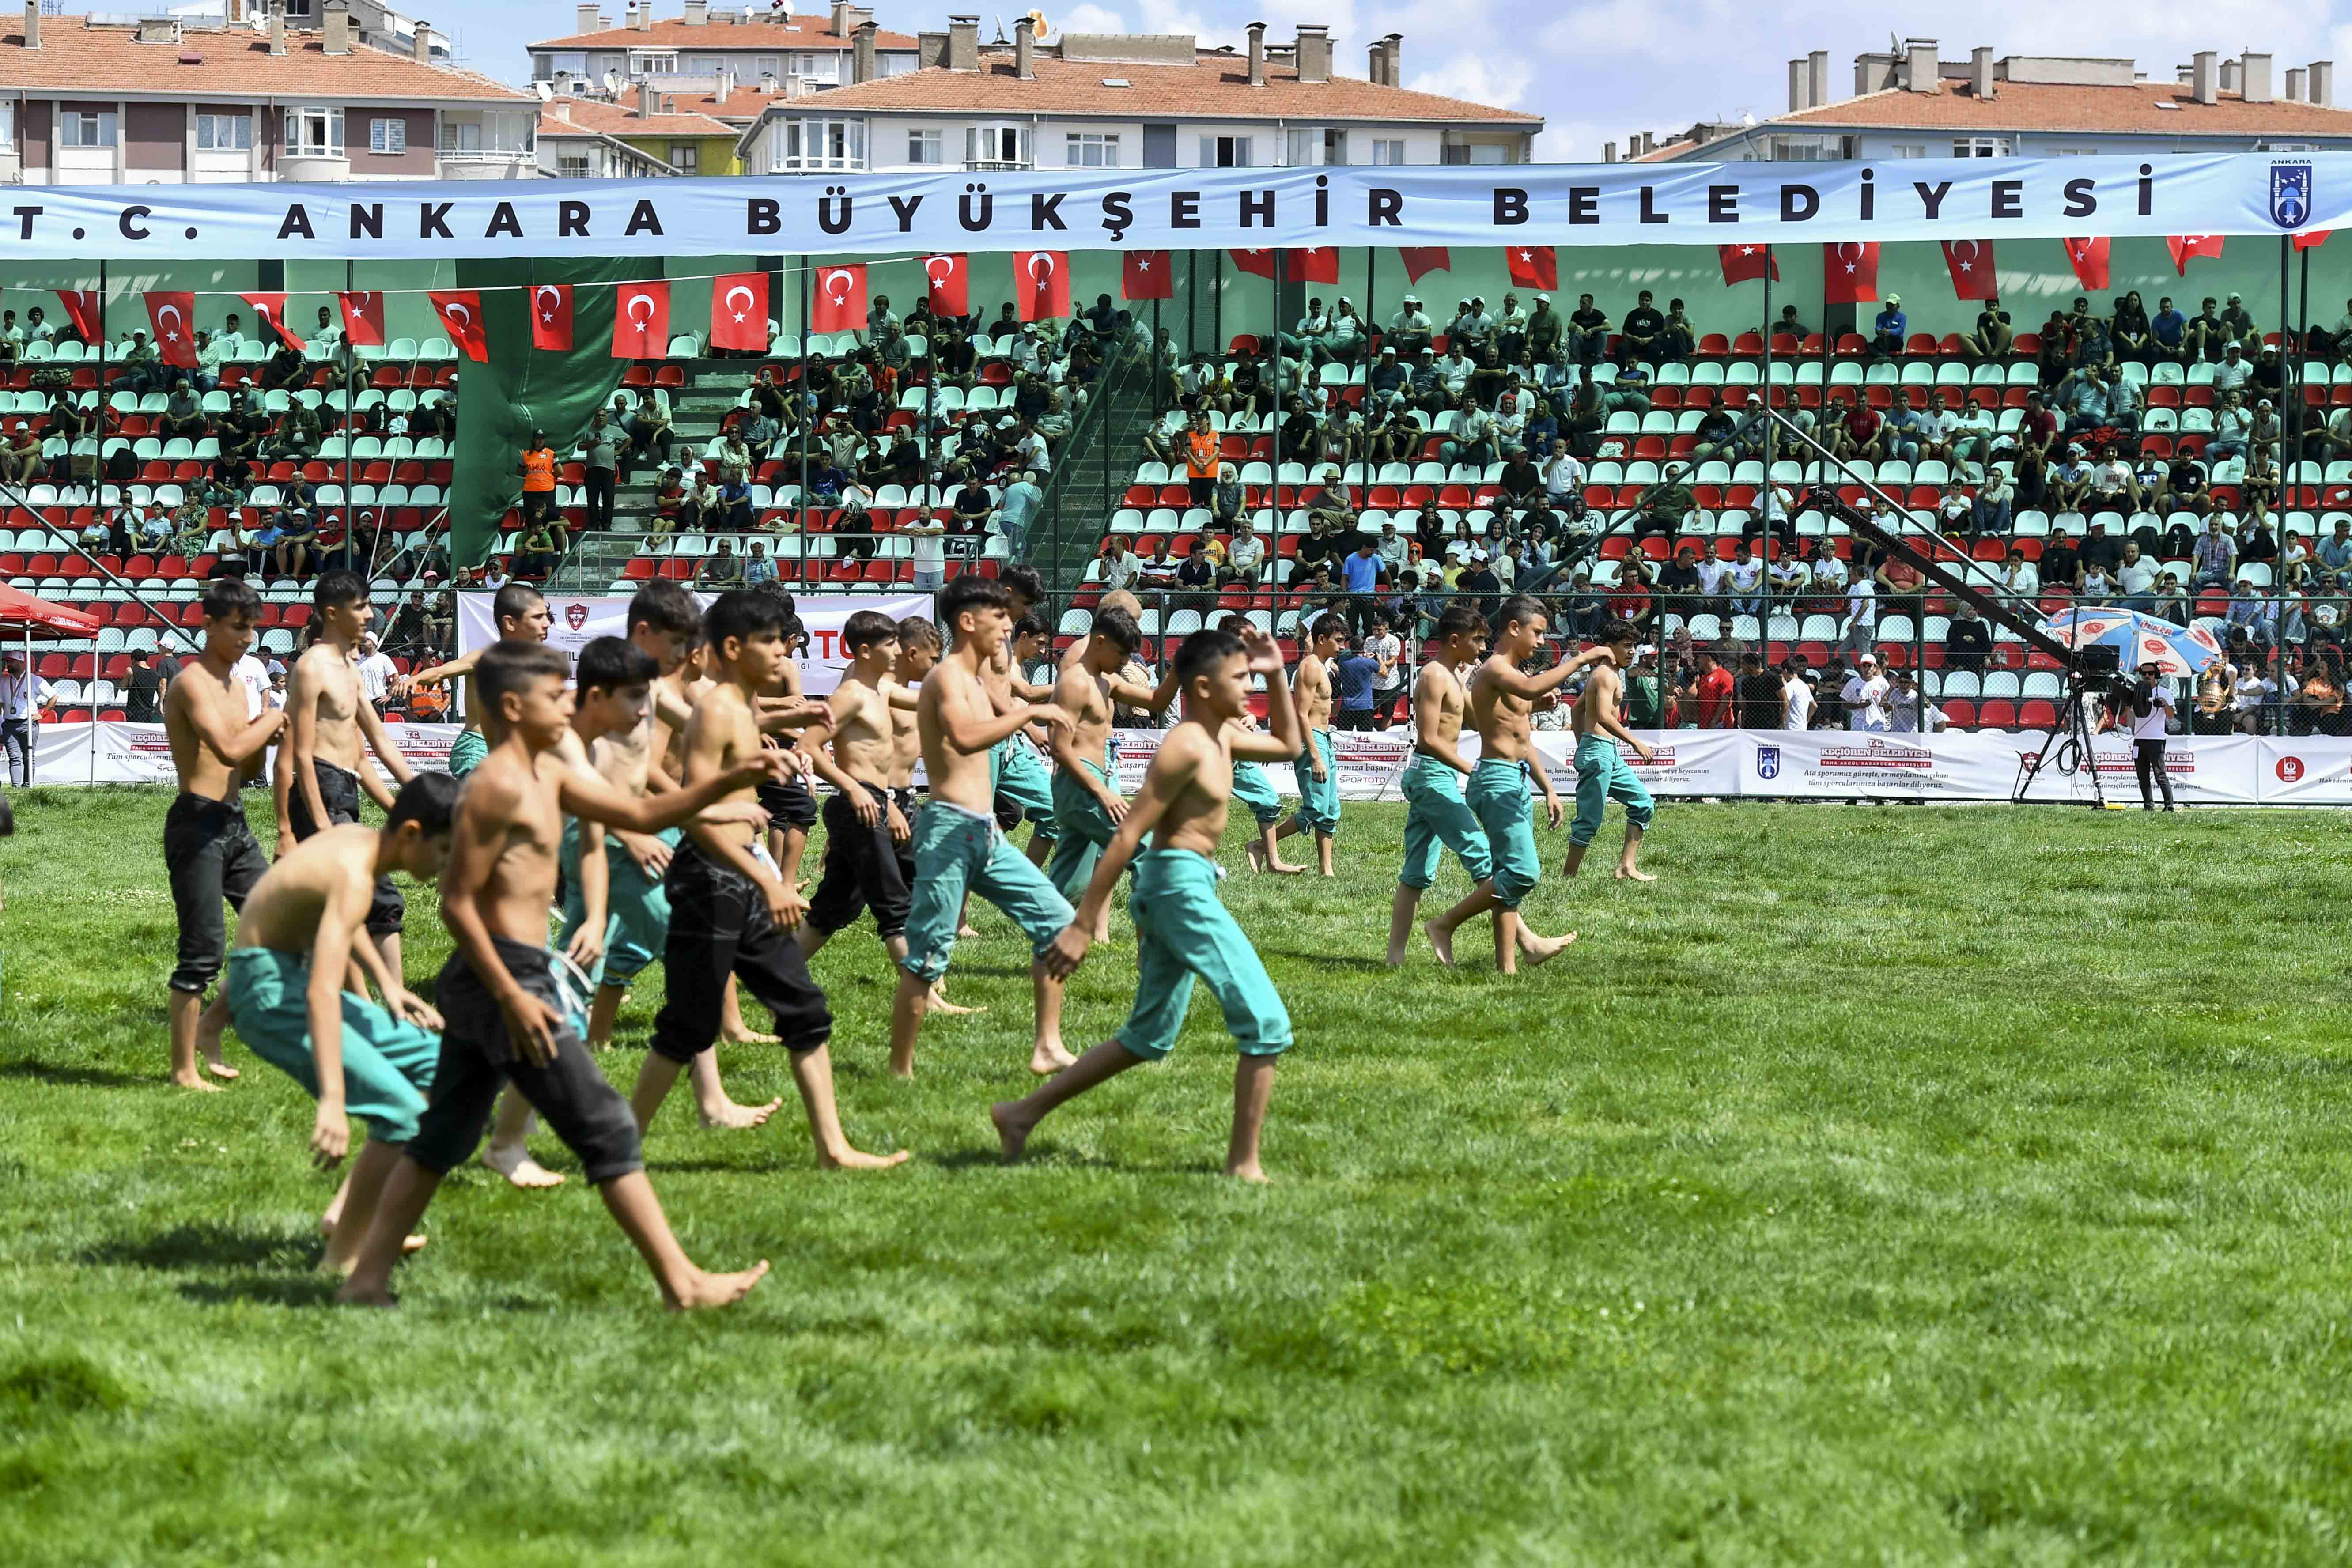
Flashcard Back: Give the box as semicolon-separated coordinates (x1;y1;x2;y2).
1229;247;1275;280
610;280;670;359
1122;249;1172;302
1717;244;1778;285
1823;241;1881;305
1505;245;1557;291
241;293;305;350
1398;247;1451;283
2060;237;2110;291
2295;229;2333;253
919;253;968;317
2167;234;2225;276
529;283;574;351
809;264;866;335
710;272;769;352
1014;251;1071;321
53;289;102;343
427;291;488;362
1939;239;1999;301
337;291;385;348
145;291;197;368
1290;246;1339;285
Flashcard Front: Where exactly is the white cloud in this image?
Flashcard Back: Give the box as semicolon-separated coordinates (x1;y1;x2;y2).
1055;3;1129;35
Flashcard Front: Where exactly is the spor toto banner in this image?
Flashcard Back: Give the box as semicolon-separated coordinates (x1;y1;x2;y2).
5;155;2343;261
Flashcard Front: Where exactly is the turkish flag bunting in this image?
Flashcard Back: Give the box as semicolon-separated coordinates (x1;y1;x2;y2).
1939;239;1999;301
1228;247;1274;279
1014;251;1071;321
427;291;489;362
529;283;574;351
2060;237;2111;291
1122;249;1173;301
53;290;101;343
2295;229;2333;253
709;272;769;352
1399;247;1451;283
144;291;198;368
1717;244;1778;285
919;253;968;316
2167;234;2225;276
1290;246;1339;284
1823;242;1881;305
610;280;670;359
1505;245;1557;291
241;293;305;350
809;264;867;335
337;291;386;348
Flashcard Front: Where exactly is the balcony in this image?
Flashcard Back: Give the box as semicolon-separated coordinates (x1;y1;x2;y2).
277;154;351;182
436;151;539;180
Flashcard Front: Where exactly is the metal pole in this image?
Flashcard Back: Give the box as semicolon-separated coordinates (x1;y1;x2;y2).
1365;246;1377;362
1213;249;1223;367
2278;234;2294;734
93;262;106;542
1271;247;1285;523
1761;247;1775;652
797;259;810;534
344;258;357;572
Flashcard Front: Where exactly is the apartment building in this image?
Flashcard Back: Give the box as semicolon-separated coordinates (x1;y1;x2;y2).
527;2;918;101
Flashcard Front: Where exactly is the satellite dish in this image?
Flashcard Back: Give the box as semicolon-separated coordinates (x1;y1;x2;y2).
535;80;555;100
1026;8;1048;38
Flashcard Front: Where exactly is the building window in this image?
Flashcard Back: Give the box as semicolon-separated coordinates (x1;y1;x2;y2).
1951;136;2009;157
789;51;841;84
1066;132;1119;168
539;49;588;79
196;112;252;151
877;53;917;76
439;121;481;152
669;142;699;174
1888;143;1925;159
967;124;1029;169
908;128;942;165
684;54;722;74
284;108;344;158
369;117;408;155
777;117;864;170
1200;134;1252;167
1371;138;1405;166
632;51;677;76
558;155;591;178
61;110;117;149
1285;127;1346;166
755;53;780;81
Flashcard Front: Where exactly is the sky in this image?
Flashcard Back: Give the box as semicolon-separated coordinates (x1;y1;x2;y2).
438;0;2352;161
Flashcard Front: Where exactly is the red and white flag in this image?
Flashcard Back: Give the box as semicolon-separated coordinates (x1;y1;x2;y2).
529;283;573;351
1939;239;1999;301
1717;244;1777;285
809;264;866;335
144;291;197;368
2167;234;2225;276
919;253;968;317
1122;249;1173;302
53;289;102;343
1229;247;1275;279
2295;229;2333;253
709;271;769;352
1014;251;1071;321
241;293;305;350
427;290;488;362
1398;247;1450;283
1823;241;1881;305
337;290;386;348
2060;237;2110;291
1290;245;1339;285
1505;244;1557;291
610;280;670;359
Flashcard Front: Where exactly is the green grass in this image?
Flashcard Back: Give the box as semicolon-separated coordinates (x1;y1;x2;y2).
5;786;2352;1564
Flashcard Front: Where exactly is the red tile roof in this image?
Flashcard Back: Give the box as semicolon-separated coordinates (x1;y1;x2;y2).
531;14;919;51
1773;79;2352;137
671;85;786;122
536;98;738;139
0;19;532;101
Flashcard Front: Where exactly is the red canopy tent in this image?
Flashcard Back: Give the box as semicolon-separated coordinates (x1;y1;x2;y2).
0;583;102;638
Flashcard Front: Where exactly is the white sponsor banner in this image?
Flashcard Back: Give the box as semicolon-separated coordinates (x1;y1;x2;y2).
2253;738;2352;804
4;156;2332;261
456;591;934;703
17;722;467;785
2009;733;2262;807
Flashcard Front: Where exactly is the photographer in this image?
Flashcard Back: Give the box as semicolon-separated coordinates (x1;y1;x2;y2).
2102;659;2178;811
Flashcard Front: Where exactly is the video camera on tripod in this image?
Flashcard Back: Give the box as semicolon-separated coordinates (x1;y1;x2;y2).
2069;642;2123;694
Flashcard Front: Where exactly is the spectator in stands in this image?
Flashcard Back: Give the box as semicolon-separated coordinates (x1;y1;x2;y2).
1457;547;1501;598
700;537;742;586
1883;398;1925;464
108;329;163;396
1440;394;1496;470
1733;650;1783;728
2048;444;2093;510
1959;466;2011;537
1565;294;1611;366
273;508;321;581
621;397;674;481
1637;464;1698;541
2117;543;2160;613
1839;569;1878;658
1340;532;1384;602
571;412;618;534
2089;446;2137;513
2228;578;2279;648
261;336;305;395
995;469;1043;557
2181;298;2227;362
1097;534;1142;597
1963;297;2015;362
1833;398;1884;462
2212;340;2256;397
2207;390;2252;462
1618;290;1665;363
0;421;40;487
1223;515;1267;586
1868;295;1906;360
208;394;260;486
1724;543;1764;618
2153;572;2192;627
1682;646;1733;728
831;487;876;563
718;465;755;532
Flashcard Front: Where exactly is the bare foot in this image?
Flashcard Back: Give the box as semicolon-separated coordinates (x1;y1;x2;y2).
480;1143;567;1189
1422;918;1456;969
666;1259;770;1311
1028;1038;1077;1076
956;922;982;939
317;1234;427;1273
170;1069;226;1092
203;1059;240;1081
816;1144;911;1171
699;1096;783;1130
1225;1160;1270;1183
1245;841;1265;872
1615;866;1657;882
333;1282;397;1308
1268;857;1308;875
721;1023;780;1045
926;986;984;1016
1521;930;1579;968
197;1016;239;1080
991;1099;1039;1161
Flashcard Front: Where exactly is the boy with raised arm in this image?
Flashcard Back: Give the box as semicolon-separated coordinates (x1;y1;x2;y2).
631;592;907;1171
285;570;416;976
1045;606;1180;937
400;582;551;778
994;625;1301;1181
1466;596;1615;975
227;773;455;1274
1274;615;1345;876
336;640;798;1310
894;575;1079;1079
1563;616;1658;881
161;575;287;1089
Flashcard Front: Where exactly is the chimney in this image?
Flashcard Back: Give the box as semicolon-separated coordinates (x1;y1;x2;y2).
917;28;947;67
1246;19;1265;87
268;4;284;55
1382;34;1401;85
946;14;978;70
2193;49;2217;104
2288;66;2306;101
2242;51;2273;102
19;0;34;49
2313;60;2335;106
550;98;571;122
1294;23;1331;83
1012;14;1032;79
1904;37;1938;92
634;1;650;30
638;79;656;115
1787;58;1807;111
1603;141;1617;163
684;0;707;23
1368;39;1387;86
324;2;353;56
831;0;851;37
1807;49;1827;106
575;3;602;33
853;19;875;83
1971;45;1994;99
412;19;432;61
2221;57;2240;94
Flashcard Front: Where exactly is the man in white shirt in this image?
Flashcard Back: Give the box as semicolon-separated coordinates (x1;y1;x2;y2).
1544;449;1586;505
1811;547;1849;594
1725;544;1764;617
2117;658;2178;809
1841;652;1890;731
355;632;397;711
0;651;46;785
902;504;948;593
1223;518;1267;586
1782;658;1816;730
1839;574;1877;656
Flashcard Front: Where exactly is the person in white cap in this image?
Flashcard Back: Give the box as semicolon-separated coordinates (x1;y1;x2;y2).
1387;295;1432;358
1841;653;1891;732
1327;297;1365;364
1869;294;1906;360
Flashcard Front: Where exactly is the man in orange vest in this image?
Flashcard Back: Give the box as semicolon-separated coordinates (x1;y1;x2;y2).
1183;411;1220;508
516;428;559;546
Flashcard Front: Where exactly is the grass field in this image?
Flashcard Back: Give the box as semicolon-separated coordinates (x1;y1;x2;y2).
4;786;2352;1564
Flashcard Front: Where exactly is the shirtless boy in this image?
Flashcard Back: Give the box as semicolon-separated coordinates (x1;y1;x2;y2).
161;576;287;1088
631;591;906;1171
994;625;1301;1180
894;575;1078;1079
335;640;798;1309
1465;597;1614;975
794;610;917;964
226;773;454;1273
757;609;822;892
1045;607;1179;937
1563;617;1658;881
402;583;551;778
285;570;416;974
1274;616;1345;876
982;566;1060;864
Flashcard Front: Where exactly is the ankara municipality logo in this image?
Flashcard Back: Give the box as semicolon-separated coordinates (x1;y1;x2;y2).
1755;745;1781;780
2272;162;2314;229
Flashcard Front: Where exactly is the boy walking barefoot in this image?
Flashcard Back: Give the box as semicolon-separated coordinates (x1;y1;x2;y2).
1044;607;1179;938
1233;751;1306;873
226;774;455;1274
1563;617;1658;881
795;611;921;971
631;593;908;1171
1465;597;1613;975
894;576;1079;1079
161;576;287;1089
882;617;980;1017
994;626;1301;1181
334;641;798;1310
1273;616;1344;876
